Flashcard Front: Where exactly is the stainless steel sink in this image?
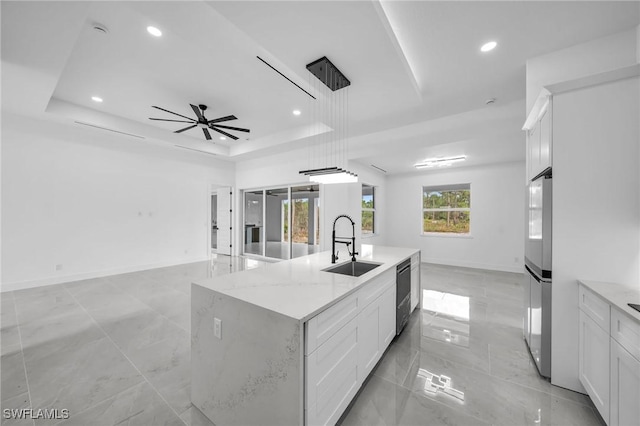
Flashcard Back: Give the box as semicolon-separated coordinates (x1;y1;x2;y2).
323;261;382;277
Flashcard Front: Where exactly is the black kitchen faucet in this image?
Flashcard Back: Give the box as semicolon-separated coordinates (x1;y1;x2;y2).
332;214;358;263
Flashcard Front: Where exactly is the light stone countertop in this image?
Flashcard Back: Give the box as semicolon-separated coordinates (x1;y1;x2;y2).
193;245;419;322
579;279;640;323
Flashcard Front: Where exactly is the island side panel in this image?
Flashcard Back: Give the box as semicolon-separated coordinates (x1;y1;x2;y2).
191;283;303;426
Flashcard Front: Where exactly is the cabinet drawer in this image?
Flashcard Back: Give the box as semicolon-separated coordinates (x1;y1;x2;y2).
306;292;359;355
579;285;610;332
611;308;640;362
411;253;420;266
358;269;394;310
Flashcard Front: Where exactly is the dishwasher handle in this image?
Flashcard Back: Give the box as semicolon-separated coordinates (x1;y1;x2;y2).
397;258;411;274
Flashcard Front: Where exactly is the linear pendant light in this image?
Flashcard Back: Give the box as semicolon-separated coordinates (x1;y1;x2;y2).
299;56;357;184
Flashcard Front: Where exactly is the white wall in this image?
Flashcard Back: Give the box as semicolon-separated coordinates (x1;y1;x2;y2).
526;26;639;115
1;113;235;291
386;161;525;273
551;76;640;392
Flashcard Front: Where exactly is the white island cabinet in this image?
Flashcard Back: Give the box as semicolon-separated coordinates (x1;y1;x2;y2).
578;281;640;426
192;246;420;426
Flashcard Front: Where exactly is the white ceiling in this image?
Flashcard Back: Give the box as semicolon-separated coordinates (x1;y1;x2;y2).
2;1;638;174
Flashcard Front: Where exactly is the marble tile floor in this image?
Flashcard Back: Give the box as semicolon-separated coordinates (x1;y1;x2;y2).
338;264;605;426
0;255;264;426
1;260;604;426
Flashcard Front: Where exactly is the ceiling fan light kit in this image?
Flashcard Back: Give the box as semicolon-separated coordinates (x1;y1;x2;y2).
149;103;250;141
299;56;357;185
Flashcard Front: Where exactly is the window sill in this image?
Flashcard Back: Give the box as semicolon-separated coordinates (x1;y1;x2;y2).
421;233;473;239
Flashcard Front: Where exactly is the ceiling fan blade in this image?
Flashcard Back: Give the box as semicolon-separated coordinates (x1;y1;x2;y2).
190;104;204;121
211;124;250;133
152;105;194;121
209;126;239;140
149;118;195;123
174;124;197;134
203;128;212;140
208;115;237;124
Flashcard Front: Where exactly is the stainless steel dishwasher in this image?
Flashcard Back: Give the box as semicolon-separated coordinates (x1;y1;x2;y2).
396;259;412;335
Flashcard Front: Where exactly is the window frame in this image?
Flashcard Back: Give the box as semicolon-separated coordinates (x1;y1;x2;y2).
421;184;471;237
362;184;376;236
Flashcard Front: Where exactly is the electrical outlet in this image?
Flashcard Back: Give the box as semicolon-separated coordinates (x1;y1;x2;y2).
55;264;63;271
514;257;520;263
214;318;222;339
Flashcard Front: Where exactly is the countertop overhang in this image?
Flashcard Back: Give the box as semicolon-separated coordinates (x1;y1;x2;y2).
193;245;420;322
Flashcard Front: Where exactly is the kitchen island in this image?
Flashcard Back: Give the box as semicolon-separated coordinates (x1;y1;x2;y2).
191;245;420;426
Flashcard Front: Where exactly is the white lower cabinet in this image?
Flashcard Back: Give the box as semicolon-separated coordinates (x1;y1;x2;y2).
578;283;640;426
380;285;396;349
610;339;640;426
579;310;610;422
306;267;398;426
306;318;360;426
410;253;420;312
358;295;383;378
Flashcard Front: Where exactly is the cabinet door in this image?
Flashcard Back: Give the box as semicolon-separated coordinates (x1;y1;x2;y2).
410;265;419;312
579;310;610;423
610;339;640;426
528;122;541;180
306;318;359;426
539;103;551;170
358;299;382;378
379;284;396;350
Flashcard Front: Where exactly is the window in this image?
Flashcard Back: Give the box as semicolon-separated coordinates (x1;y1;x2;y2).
422;184;470;234
362;184;375;234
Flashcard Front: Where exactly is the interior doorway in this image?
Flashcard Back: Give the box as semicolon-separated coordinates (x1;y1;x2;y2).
211;194;218;251
211;186;232;256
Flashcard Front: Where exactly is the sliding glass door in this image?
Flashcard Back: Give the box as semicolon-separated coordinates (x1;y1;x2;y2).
243;185;320;260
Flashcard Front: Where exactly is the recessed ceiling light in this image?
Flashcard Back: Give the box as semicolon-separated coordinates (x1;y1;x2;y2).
147;26;162;37
293;110;301;116
91;96;103;103
219;136;226;141
480;41;497;52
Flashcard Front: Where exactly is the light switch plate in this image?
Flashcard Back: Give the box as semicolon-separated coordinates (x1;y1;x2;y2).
214;318;222;339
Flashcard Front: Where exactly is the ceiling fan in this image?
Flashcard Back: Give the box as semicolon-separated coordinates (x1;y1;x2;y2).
149;104;250;141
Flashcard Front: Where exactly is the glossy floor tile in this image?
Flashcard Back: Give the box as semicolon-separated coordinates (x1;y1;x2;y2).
1;259;603;426
340;263;603;426
1;255;264;426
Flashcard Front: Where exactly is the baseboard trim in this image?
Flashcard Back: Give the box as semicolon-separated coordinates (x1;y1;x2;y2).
420;256;523;274
1;256;211;292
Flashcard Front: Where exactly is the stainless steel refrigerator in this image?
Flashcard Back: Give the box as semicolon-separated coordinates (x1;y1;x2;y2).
524;167;552;378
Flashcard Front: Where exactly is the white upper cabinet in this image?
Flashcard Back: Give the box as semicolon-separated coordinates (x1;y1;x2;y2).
525;96;552;181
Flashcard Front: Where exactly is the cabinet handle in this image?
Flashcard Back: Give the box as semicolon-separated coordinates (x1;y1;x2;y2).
617;319;621;333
